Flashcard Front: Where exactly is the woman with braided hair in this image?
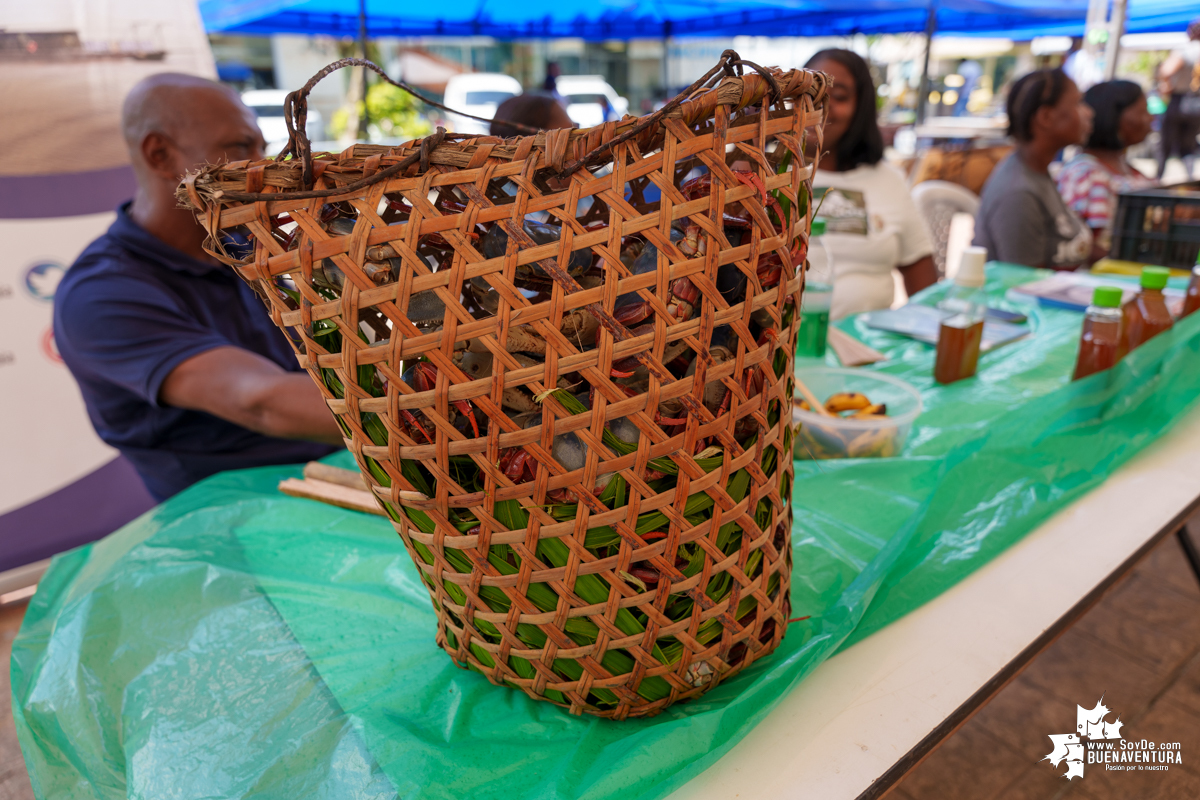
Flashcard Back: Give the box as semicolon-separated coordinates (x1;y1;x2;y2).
973;68;1095;270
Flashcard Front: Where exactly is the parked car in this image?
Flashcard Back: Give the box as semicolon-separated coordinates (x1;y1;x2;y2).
241;89;323;154
442;73;522;135
556;76;629;128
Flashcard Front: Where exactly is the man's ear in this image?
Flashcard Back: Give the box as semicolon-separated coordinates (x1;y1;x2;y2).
140;132;179;180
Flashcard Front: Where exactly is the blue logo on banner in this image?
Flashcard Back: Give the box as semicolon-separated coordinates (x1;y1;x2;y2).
24;261;67;301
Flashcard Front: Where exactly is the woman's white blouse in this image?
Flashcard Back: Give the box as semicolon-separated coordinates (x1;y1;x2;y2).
812;161;934;320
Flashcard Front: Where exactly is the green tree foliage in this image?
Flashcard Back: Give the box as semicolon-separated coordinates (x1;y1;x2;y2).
332;82;433;141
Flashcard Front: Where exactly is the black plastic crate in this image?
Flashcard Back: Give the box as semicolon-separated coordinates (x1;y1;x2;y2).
1110;182;1200;269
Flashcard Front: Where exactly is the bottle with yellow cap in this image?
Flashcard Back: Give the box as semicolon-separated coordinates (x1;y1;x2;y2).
1073;286;1124;380
1121;266;1173;354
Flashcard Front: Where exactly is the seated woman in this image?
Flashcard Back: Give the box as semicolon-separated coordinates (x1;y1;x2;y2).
973;68;1095;270
1057;80;1155;257
804;49;937;320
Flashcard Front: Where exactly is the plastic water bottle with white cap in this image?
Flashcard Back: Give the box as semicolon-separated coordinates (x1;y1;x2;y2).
934;246;988;384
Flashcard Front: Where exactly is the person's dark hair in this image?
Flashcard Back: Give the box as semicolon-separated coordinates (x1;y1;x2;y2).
542;61;560;92
490;93;565;137
1006;68;1070;142
1083;80;1145;150
804;49;884;171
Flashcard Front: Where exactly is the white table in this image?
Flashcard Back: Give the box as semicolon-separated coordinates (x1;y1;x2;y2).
669;406;1200;800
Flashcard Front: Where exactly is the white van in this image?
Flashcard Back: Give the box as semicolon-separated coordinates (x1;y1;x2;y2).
241;89;324;154
442;73;523;136
556;76;629;128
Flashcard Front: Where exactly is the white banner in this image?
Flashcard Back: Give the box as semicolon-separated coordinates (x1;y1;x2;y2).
0;214;119;516
0;0;215;561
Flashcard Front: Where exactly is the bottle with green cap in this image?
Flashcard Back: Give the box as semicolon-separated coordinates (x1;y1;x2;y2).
1182;250;1200;318
1073;285;1125;380
1121;265;1173;354
798;217;834;360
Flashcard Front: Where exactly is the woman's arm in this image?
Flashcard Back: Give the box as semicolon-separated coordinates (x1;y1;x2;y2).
1087;227;1109;264
898;255;938;296
976;191;1049;268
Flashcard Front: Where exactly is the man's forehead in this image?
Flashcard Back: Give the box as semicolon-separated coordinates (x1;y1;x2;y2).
174;86;258;133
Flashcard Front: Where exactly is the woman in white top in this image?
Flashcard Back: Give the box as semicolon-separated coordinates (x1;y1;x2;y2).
805;49;938;320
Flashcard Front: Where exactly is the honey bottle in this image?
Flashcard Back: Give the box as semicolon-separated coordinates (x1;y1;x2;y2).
1181;252;1200;319
1073;286;1124;380
934;247;987;385
1121;266;1173;353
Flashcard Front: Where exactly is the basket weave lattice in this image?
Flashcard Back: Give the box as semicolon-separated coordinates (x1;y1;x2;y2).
182;55;828;719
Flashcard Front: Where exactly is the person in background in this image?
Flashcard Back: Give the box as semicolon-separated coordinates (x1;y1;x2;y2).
951;59;983;117
490;93;575;137
1057;80;1156;258
598;95;620;123
1155;19;1200;180
542;61;565;105
973;68;1094;270
54;74;342;501
803;49;937;320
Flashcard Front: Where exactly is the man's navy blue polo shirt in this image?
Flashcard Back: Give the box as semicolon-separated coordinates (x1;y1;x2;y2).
54;203;338;501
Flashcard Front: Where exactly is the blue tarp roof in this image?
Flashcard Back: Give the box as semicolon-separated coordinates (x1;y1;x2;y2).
199;0;1198;40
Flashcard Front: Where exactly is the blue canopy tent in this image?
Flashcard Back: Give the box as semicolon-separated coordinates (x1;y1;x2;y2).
200;0;1197;39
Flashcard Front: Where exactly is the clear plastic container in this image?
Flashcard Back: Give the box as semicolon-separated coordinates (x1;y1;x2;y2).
792;368;923;459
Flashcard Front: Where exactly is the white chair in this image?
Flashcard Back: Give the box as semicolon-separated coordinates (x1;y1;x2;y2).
911;180;981;278
944;212;977;281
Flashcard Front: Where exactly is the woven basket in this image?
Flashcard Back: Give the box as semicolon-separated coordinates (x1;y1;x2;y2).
182;53;828;719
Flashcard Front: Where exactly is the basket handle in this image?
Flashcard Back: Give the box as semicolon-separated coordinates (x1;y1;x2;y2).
277;58;543;189
552;49;783;179
277;51;783;190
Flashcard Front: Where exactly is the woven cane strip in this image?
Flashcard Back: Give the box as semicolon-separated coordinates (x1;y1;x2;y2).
183;63;826;719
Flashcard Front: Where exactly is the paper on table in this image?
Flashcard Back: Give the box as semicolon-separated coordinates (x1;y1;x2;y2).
1007;271;1185;314
862;303;1030;351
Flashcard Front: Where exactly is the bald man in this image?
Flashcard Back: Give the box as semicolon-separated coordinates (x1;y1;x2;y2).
54;73;341;501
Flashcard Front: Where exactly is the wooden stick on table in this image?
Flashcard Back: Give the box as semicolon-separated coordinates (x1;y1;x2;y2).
793;375;835;417
303;461;368;490
281;462;430;516
279;476;384;516
827;327;886;367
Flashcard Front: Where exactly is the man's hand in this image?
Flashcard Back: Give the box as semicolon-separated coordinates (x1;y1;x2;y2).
160;346;344;445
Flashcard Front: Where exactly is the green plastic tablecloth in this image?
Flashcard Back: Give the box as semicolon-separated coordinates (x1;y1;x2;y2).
13;265;1200;800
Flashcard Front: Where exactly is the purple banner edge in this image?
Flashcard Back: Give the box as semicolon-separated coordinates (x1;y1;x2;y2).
0;165;135;220
0;455;156;573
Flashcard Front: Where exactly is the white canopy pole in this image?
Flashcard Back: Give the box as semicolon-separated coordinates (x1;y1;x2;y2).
1103;0;1127;81
916;6;937;125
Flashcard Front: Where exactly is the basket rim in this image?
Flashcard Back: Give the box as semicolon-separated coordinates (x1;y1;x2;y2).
179;62;829;211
